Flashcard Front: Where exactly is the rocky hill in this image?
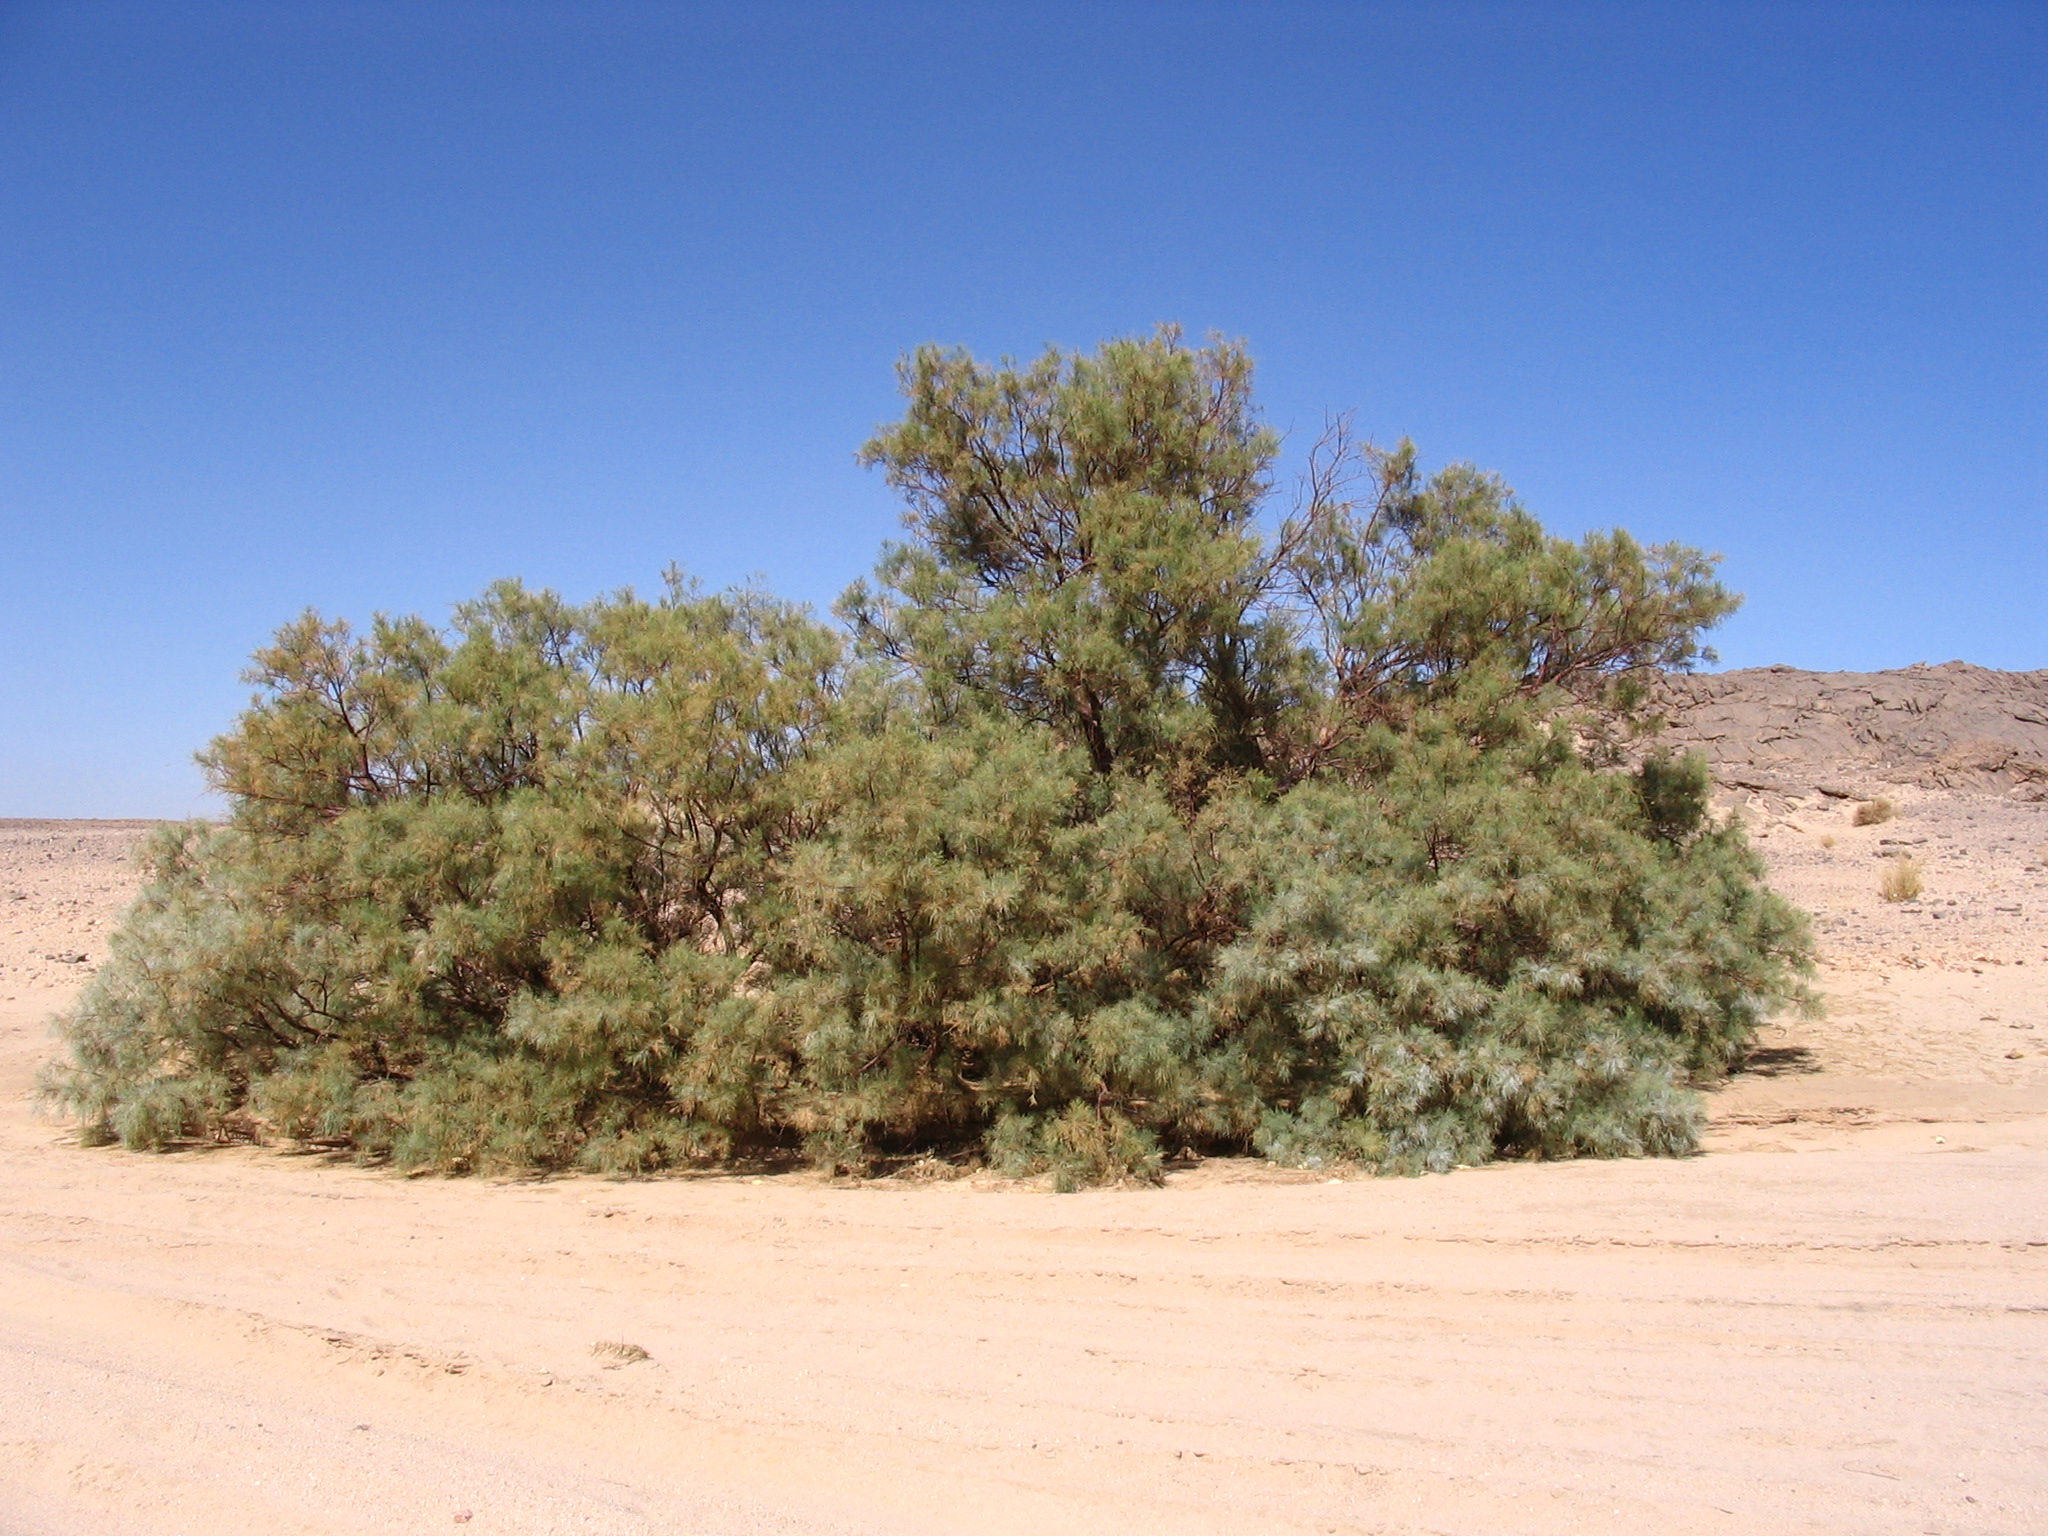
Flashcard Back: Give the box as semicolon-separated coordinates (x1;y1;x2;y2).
1655;661;2048;802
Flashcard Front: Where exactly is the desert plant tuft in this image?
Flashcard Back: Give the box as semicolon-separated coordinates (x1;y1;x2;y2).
1879;857;1924;903
1853;797;1897;827
988;1105;1166;1192
43;331;1814;1184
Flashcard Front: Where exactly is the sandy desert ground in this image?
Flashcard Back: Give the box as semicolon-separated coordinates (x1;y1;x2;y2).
1;791;2044;1536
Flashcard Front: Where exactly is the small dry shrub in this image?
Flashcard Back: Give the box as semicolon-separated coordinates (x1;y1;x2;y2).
1853;797;1897;827
989;1103;1164;1191
1879;857;1924;903
1819;834;1836;848
591;1340;650;1367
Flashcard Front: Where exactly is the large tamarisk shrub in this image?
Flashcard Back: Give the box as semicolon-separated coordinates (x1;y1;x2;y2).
46;329;1814;1179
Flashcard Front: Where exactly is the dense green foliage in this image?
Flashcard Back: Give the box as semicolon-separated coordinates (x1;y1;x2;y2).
47;330;1813;1181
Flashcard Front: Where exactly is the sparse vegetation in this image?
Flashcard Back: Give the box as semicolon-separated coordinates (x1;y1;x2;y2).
43;331;1815;1182
1819;834;1836;848
1880;857;1925;903
1853;797;1897;827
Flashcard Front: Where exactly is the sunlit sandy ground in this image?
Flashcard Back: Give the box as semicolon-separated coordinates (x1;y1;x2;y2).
1;812;2042;1536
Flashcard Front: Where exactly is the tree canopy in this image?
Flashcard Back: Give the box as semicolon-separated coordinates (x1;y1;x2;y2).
47;329;1812;1183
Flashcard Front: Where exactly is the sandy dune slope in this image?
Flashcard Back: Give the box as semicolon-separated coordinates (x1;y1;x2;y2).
1;785;2044;1536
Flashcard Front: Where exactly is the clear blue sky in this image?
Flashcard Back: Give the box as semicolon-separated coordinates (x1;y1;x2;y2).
2;1;2042;816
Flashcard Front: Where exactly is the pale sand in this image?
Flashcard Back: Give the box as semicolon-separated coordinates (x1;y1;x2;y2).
1;812;2043;1535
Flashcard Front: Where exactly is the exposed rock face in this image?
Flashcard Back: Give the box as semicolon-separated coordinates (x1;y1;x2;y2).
1655;661;2048;800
